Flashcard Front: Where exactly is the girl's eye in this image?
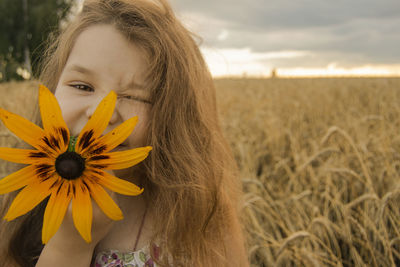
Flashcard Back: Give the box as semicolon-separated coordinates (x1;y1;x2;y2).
119;95;152;104
70;84;94;92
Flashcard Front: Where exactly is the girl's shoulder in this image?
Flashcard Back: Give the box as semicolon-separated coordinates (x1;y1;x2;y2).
92;244;160;267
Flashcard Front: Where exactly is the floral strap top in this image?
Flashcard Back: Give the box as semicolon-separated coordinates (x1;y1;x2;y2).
93;244;160;267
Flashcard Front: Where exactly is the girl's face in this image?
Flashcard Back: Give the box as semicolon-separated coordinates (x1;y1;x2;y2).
55;24;151;154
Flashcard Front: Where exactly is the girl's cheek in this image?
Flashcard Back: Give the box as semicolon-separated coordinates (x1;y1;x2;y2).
126;122;144;147
58;97;80;122
55;91;89;135
127;113;150;147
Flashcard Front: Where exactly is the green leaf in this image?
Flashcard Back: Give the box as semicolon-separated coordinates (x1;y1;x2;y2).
139;251;146;262
123;253;134;262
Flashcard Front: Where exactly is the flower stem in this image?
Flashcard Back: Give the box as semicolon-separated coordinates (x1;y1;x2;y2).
68;136;77;152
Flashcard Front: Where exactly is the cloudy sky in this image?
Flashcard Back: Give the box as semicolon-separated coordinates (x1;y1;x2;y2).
169;0;400;77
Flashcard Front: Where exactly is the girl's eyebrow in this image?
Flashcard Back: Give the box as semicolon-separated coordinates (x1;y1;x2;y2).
66;64;95;76
122;79;146;91
121;77;147;92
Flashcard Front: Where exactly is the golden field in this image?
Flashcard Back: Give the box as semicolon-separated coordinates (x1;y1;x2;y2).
1;78;400;266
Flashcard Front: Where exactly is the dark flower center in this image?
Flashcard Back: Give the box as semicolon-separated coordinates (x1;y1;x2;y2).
55;152;85;180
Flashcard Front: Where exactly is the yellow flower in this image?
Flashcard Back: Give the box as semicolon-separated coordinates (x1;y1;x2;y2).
0;85;152;244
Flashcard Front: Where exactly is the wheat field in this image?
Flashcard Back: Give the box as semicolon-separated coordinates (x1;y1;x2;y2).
1;78;400;266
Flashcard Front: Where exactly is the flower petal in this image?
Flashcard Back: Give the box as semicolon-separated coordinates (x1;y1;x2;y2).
0;165;39;194
88;116;138;154
91;146;152;170
42;181;72;244
0;147;53;165
76;91;117;152
72;180;93;243
90;170;143;196
3;178;55;221
39;85;70;151
86;180;123;221
0;108;45;150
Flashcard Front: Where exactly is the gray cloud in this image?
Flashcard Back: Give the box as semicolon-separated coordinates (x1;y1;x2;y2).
170;0;400;68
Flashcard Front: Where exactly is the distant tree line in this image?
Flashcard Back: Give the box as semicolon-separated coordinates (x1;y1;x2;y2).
0;0;75;82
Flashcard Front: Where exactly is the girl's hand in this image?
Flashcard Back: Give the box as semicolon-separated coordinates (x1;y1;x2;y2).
51;190;116;248
36;173;117;267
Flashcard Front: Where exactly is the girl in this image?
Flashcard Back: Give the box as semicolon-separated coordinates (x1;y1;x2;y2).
0;0;249;266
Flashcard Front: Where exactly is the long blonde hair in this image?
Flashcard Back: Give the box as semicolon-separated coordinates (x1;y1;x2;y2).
0;0;247;266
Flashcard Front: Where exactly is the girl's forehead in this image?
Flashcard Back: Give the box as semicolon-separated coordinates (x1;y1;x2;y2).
64;24;149;88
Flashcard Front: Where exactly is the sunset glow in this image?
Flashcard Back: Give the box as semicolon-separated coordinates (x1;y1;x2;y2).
201;48;400;78
276;65;400;78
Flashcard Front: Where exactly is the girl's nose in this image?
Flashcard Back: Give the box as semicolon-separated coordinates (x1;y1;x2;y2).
108;109;119;124
85;98;119;124
85;100;99;120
